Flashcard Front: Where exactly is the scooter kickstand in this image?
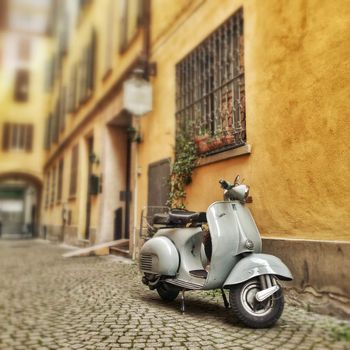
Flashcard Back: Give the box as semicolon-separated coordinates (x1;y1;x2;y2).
221;288;231;309
181;289;186;313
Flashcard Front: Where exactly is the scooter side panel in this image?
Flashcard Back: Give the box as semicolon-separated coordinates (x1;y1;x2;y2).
156;228;207;285
139;236;179;276
223;253;293;287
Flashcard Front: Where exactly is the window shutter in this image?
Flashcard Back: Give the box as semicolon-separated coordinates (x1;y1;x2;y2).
69;144;79;196
44;117;50;150
45;171;50;208
57;159;64;202
14;69;30;102
87;29;97;94
25;124;33;152
0;0;8;30
2;123;10;150
119;0;128;52
11;124;18;148
59;87;66;132
19;124;25;149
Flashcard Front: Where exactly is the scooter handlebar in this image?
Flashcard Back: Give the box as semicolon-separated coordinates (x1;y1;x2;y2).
219;179;230;189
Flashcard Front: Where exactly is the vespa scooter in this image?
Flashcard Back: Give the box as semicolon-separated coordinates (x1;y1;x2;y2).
139;176;293;328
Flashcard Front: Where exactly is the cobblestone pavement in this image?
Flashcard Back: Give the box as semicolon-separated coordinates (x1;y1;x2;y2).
0;240;349;350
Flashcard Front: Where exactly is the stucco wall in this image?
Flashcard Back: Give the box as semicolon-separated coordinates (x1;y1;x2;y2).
138;0;350;241
0;34;49;180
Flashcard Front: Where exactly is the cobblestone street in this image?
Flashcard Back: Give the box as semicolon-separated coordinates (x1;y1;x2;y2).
0;240;349;350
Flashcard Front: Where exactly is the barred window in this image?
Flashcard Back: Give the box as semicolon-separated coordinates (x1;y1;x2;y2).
175;8;245;156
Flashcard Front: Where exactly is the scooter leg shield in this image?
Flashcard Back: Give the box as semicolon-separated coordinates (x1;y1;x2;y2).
223;253;293;287
139;236;179;276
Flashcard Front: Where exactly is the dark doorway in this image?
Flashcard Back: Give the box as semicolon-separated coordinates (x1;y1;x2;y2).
147;158;171;214
114;207;123;240
85;136;94;240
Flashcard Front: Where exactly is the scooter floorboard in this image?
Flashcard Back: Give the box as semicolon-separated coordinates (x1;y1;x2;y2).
165;278;204;290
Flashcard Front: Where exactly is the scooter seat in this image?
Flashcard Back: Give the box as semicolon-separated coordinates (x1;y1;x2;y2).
152;209;207;226
169;209;206;224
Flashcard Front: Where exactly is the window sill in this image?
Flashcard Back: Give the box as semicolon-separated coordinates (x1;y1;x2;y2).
196;144;251;167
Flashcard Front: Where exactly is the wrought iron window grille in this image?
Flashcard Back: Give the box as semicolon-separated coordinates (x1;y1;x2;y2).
175;8;246;156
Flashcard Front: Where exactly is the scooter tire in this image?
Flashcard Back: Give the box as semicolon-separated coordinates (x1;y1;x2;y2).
229;278;284;329
156;283;180;301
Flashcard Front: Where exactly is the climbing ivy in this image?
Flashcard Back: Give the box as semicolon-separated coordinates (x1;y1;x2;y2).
167;133;198;209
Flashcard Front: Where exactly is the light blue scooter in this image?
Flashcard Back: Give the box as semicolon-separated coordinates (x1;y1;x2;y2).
140;176;293;328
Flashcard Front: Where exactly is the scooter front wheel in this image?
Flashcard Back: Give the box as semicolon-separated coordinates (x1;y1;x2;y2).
229;277;284;328
157;283;180;301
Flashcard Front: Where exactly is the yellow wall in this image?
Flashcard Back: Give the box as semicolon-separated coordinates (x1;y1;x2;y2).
138;0;350;241
0;33;49;181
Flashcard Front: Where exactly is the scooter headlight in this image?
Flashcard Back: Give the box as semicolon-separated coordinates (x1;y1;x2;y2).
245;239;254;250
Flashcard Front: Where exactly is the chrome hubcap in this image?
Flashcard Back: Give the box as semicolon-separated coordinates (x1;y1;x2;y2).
241;280;273;317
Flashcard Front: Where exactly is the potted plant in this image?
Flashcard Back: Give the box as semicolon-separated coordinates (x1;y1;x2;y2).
221;128;235;145
197;141;209;154
194;127;209;145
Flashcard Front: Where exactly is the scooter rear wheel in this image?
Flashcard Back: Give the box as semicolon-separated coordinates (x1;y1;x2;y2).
157;283;180;301
229;277;284;328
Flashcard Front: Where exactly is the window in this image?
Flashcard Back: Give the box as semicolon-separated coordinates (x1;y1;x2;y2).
57;159;64;203
78;29;96;104
17;37;31;61
68;65;78;113
119;0;142;52
103;0;115;76
175;9;245;156
44;114;52;150
14;69;30;102
59;86;67;132
2;123;33;152
69;144;79;197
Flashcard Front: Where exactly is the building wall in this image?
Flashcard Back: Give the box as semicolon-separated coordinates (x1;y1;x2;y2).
0;33;49;180
42;0;143;245
138;0;350;242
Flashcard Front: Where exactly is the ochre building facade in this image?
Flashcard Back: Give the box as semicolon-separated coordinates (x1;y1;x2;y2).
40;0;349;317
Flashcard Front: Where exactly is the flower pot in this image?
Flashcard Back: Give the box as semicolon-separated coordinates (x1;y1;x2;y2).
222;134;235;145
197;141;209;154
194;134;209;145
212;137;223;149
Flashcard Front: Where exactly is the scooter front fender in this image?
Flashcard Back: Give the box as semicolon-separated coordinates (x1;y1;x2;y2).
223;253;293;287
140;236;179;276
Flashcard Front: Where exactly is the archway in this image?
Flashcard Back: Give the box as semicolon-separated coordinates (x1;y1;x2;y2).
0;172;42;239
